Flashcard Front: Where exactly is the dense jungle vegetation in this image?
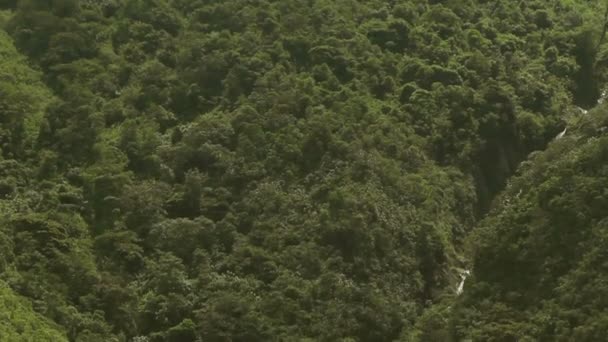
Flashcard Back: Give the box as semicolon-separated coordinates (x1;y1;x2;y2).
1;0;608;341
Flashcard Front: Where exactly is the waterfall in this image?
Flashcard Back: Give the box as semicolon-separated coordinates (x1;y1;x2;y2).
575;106;588;115
555;127;567;140
599;89;608;104
456;269;470;295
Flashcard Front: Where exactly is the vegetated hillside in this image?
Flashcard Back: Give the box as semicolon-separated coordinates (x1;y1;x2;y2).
0;0;606;340
0;280;68;341
453;105;608;341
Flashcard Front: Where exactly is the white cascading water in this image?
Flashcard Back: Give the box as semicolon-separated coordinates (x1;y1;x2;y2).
599;89;607;104
576;106;588;115
456;269;470;295
456;89;607;296
555;127;567;140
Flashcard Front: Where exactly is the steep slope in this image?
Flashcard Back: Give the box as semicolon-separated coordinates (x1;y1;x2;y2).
0;281;67;341
0;0;607;341
0;22;67;342
0;28;52;159
0;23;110;342
453;105;608;341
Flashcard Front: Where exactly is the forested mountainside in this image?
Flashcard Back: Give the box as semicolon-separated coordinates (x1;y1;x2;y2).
0;280;68;341
0;0;607;341
453;105;608;341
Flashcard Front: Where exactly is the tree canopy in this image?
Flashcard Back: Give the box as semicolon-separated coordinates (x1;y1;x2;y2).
0;0;607;340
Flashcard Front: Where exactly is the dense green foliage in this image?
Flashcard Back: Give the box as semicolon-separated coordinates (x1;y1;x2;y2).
0;0;607;341
0;280;67;341
454;105;608;341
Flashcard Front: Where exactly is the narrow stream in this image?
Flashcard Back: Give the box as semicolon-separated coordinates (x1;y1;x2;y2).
458;89;607;296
